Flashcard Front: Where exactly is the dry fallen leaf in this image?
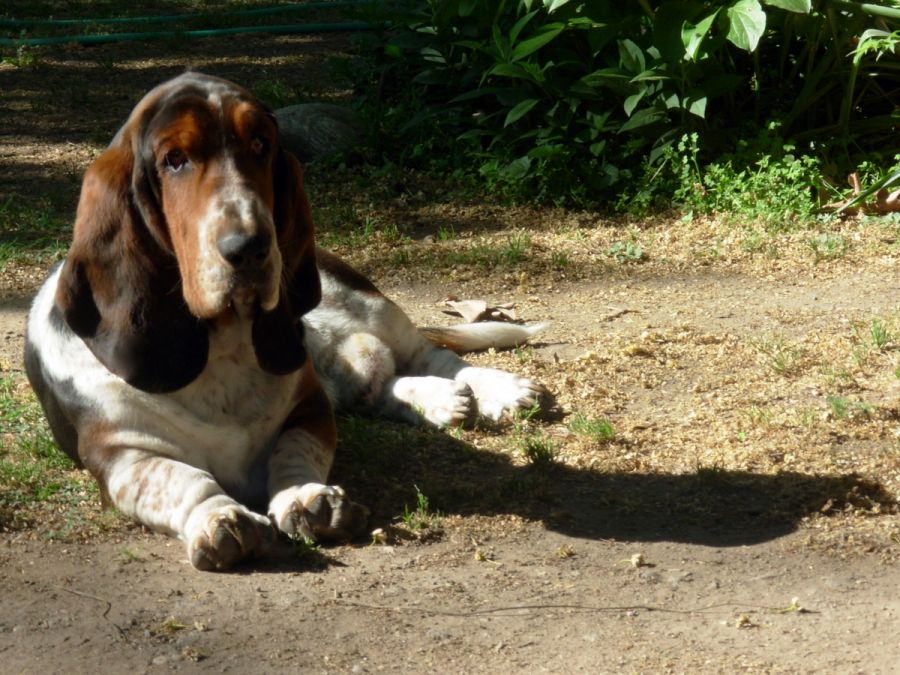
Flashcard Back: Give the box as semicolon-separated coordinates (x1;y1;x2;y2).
735;613;757;629
442;298;519;323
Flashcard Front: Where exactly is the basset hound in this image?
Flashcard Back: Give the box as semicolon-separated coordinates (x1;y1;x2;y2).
24;72;546;571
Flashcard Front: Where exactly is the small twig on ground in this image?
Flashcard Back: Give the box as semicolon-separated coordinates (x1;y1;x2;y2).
333;599;771;617
53;585;129;641
599;307;636;322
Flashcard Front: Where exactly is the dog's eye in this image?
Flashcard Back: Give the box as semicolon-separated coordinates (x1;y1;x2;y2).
165;149;189;172
250;137;268;157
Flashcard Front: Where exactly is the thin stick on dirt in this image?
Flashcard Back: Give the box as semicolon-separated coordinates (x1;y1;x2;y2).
333;599;755;617
53;585;129;640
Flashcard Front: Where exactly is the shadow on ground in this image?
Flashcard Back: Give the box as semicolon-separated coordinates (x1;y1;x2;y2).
330;416;895;549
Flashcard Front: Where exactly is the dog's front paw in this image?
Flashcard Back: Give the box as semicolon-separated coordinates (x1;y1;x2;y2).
457;367;547;421
269;484;369;542
185;497;276;571
392;376;475;427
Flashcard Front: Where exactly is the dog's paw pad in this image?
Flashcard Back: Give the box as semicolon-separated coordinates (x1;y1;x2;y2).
187;504;275;571
459;369;548;421
270;484;369;542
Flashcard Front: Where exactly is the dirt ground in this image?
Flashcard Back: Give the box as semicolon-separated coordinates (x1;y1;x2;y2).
2;29;900;674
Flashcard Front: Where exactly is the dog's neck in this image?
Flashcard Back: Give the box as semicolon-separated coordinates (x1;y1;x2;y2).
207;297;256;362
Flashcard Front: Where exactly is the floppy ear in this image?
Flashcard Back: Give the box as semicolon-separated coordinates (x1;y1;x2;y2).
251;148;321;375
56;140;209;394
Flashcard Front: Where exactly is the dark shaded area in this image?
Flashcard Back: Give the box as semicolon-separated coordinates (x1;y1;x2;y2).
0;31;357;204
330;416;896;549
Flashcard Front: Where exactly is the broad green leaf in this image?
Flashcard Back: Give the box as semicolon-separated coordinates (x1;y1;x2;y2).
454;39;488;52
624;91;646;117
653;2;704;63
544;0;575;13
570;68;631;97
458;0;478;17
528;144;567;159
682;10;719;61
618;108;665;133
489;63;529;79
504;98;540;126
618;39;646;73
449;86;504;103
630;69;671;83
492;23;508;60
585;110;611;130
762;0;811;13
420;47;444;64
726;0;766;52
511;24;565;61
412;70;449;85
510;11;538;44
500;156;532;181
685;93;708;118
589;140;606;157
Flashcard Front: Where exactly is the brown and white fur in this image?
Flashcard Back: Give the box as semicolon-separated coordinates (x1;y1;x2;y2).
24;72;545;571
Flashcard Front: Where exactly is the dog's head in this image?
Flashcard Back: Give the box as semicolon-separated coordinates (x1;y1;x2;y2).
56;72;319;392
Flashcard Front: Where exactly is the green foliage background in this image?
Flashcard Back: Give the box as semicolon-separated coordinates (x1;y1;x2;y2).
357;0;899;213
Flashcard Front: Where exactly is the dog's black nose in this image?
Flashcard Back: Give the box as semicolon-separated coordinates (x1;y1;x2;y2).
217;231;270;270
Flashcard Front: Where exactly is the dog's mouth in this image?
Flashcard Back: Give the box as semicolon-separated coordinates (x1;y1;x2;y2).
228;271;280;314
230;286;258;309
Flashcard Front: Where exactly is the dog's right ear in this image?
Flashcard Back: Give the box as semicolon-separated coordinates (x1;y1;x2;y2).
56;139;209;394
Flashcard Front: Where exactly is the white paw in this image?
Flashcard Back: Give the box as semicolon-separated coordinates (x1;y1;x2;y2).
392;376;475;427
184;496;276;571
456;367;546;421
269;483;369;541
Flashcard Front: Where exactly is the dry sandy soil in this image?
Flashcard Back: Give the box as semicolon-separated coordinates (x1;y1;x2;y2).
2;29;900;674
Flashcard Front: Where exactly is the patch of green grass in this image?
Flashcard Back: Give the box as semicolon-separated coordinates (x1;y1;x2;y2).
513;345;534;364
289;533;322;561
1;44;40;68
568;413;615;442
398;485;440;531
744;406;774;428
435;232;532;270
119;547;145;563
0;194;70;270
848;315;898;366
517;433;556;467
512;403;556;465
0;376;93;531
513;402;541;424
550;250;571;269
807;233;848;262
606;240;645;263
826;397;846;420
436;224;456;242
754;334;803;376
621;128;822;226
861;317;896;351
740;227;780;258
795;406;818;429
315;209;408;250
388;247;411;267
821;365;855;389
251;78;304;109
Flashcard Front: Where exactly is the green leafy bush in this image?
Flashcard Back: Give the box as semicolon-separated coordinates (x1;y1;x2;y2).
356;0;899;211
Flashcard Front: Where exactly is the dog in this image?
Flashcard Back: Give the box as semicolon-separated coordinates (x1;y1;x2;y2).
24;72;546;570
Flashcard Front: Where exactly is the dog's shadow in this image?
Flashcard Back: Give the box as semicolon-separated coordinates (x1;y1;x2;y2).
323;415;893;549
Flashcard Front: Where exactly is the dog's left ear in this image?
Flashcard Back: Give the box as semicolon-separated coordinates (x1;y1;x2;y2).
252;148;322;375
